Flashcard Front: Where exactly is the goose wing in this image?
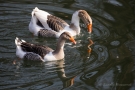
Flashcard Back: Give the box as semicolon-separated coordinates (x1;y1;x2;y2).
33;7;68;32
21;42;53;58
38;29;58;38
46;15;68;32
24;52;44;62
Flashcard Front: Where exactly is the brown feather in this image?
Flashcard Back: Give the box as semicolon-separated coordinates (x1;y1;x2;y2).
47;15;68;32
21;42;53;58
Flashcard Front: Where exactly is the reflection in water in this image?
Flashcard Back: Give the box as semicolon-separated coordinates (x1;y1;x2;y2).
14;59;76;90
87;39;94;59
55;60;75;89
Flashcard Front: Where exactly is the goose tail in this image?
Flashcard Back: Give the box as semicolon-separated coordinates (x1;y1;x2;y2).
15;37;26;46
31;7;39;17
33;7;39;12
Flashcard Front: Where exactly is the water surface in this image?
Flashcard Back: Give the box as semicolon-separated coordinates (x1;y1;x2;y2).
0;0;135;90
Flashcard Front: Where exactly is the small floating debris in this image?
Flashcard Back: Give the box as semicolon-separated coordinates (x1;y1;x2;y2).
13;60;16;65
110;41;120;46
116;56;119;58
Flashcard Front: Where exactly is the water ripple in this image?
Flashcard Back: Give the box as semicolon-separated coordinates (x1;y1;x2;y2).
0;0;135;90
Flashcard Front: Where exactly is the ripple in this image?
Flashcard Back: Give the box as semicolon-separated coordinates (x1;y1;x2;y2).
92;18;110;40
98;47;103;52
95;69;115;90
110;40;120;46
81;71;98;80
104;0;123;6
0;1;134;90
81;44;109;74
125;40;135;55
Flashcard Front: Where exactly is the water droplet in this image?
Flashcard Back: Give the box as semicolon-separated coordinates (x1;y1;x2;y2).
116;56;119;58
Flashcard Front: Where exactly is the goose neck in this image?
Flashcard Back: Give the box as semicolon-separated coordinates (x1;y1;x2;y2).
53;38;65;55
71;12;80;27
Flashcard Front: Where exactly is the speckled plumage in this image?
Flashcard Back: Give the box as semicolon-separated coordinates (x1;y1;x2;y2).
38;29;57;38
15;32;76;62
24;52;43;62
29;7;92;38
47;15;68;32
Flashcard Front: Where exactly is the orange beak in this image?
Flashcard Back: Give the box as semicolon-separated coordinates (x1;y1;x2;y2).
69;37;76;44
87;24;92;33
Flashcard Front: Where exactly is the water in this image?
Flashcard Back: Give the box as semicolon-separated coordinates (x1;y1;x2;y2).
0;0;135;90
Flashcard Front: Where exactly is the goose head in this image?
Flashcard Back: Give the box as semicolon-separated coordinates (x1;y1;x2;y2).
60;32;76;44
53;32;76;59
78;10;92;33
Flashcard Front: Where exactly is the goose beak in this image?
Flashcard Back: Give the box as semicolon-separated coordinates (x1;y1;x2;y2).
78;10;92;33
87;24;92;33
69;37;76;44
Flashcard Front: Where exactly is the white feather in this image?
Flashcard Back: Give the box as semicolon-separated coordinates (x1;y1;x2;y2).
33;7;80;36
71;11;80;27
21;39;26;42
33;7;51;30
29;12;44;36
44;52;57;61
55;26;80;37
15;37;21;46
16;46;26;59
29;7;50;36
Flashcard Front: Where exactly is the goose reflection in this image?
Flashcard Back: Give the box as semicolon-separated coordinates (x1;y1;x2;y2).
54;59;76;89
14;59;76;89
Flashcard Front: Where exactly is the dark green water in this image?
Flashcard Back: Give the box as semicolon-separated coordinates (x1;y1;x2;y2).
0;0;135;90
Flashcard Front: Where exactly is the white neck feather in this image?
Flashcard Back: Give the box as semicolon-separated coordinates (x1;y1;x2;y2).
16;46;26;59
71;11;80;27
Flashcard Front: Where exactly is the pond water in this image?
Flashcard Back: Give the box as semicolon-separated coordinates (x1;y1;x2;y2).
0;0;135;90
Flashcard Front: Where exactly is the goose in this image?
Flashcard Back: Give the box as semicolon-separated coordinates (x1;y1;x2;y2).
15;32;76;62
29;7;92;38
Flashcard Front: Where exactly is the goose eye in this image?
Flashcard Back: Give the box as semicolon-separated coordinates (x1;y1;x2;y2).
82;12;85;15
67;35;71;39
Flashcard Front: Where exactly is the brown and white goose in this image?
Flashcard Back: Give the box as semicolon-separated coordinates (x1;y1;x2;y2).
15;32;76;62
29;7;92;38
